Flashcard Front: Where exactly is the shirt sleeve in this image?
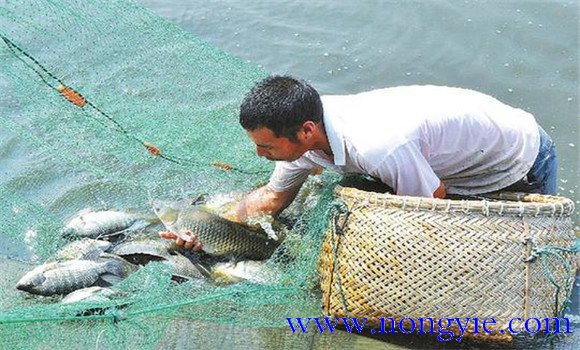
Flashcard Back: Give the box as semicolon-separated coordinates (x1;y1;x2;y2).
266;158;316;193
372;141;441;197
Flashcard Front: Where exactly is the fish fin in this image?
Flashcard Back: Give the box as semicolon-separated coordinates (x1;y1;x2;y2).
93;274;122;287
95;231;123;240
103;260;125;277
80;249;103;261
170;275;189;283
192;262;213;278
94;222;144;240
190;193;208;206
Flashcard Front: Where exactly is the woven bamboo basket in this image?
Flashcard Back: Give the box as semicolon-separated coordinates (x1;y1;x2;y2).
319;186;577;342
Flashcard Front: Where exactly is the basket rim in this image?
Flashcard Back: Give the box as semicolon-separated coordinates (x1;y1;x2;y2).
334;185;575;217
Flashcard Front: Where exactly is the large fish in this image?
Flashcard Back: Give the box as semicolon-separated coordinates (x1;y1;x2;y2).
16;259;125;296
61;209;155;239
153;200;281;260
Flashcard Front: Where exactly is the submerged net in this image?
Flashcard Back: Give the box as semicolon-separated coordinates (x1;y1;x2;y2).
0;0;340;348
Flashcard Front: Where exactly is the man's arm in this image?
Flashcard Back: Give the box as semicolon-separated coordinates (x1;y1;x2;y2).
229;185;300;223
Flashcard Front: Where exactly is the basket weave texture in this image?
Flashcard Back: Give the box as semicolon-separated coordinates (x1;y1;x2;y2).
319;186;577;342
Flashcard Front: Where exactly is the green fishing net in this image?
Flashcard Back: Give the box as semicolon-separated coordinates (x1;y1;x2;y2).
0;1;341;348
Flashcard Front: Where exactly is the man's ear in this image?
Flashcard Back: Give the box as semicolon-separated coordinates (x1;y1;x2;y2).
300;121;317;137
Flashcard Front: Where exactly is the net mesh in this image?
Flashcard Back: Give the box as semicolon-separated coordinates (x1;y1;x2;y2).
0;0;340;348
1;1;577;349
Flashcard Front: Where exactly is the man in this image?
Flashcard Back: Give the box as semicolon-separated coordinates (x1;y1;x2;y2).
160;75;557;250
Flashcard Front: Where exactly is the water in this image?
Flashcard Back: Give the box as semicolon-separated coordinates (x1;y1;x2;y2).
136;0;579;223
133;1;579;349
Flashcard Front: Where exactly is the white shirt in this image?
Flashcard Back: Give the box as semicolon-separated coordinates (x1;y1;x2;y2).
267;85;540;197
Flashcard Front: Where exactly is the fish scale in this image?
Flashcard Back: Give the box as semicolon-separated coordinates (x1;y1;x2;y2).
154;201;281;260
42;261;107;293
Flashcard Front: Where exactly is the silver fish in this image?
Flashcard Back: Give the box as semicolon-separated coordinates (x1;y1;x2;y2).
61;286;123;304
210;260;276;284
16;259;125;296
61;209;153;239
153;200;280;260
54;239;112;261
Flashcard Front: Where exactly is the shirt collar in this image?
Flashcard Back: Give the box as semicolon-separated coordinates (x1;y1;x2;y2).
322;107;346;166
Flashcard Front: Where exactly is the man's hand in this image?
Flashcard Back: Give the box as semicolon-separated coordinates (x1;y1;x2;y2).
158;230;203;251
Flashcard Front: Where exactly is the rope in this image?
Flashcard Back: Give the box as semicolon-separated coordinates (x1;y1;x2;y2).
328;201;351;318
0;285;296;325
525;238;578;320
535;242;578;318
0;33;269;175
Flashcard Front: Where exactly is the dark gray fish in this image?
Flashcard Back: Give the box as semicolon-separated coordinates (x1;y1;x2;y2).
16;259;125;296
164;253;210;281
153;201;280;260
111;239;209;281
96;253;140;285
111;239;174;265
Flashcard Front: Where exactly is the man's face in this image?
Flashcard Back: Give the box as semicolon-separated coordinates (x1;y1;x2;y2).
246;127;308;162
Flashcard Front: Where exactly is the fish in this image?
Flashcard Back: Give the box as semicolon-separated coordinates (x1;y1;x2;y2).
61;286;123;304
164;253;210;281
97;253;140;283
61;286;130;318
210;260;276;285
61;209;155;239
111;238;209;281
15;259;125;296
54;239;112;261
153;200;281;260
111;239;175;264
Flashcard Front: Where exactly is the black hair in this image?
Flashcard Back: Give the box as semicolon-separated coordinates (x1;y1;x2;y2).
239;75;323;142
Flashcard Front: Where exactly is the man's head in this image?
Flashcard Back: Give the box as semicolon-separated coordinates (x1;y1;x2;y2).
240;75;324;161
